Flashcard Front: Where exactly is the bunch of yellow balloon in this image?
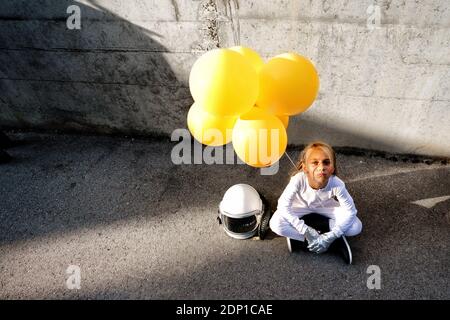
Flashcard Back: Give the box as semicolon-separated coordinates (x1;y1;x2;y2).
187;47;319;168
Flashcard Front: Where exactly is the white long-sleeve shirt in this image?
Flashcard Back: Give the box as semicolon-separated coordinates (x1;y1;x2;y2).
277;171;357;237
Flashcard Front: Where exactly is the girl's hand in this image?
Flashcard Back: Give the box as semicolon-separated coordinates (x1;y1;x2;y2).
304;226;320;245
308;231;339;253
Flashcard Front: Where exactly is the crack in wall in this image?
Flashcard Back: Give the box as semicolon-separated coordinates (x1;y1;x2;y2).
0;77;189;88
192;0;220;51
287;145;449;165
223;0;240;46
0;47;200;54
170;0;180;22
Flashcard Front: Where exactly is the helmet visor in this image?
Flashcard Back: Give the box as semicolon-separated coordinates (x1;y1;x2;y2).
222;215;258;234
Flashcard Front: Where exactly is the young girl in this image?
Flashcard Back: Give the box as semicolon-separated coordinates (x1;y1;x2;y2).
269;141;362;262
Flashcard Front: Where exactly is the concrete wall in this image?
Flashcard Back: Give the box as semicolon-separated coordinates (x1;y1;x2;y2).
0;0;449;156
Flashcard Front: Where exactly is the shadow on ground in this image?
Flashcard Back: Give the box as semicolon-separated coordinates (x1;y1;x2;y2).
0;133;449;299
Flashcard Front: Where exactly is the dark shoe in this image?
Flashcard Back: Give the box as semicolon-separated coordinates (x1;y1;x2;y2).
286;237;307;253
286;237;293;253
0;149;12;164
0;132;14;149
330;236;353;264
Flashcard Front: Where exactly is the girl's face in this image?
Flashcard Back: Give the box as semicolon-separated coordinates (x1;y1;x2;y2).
303;147;335;189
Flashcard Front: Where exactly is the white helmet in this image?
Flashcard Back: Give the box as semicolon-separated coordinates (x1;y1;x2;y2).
218;184;270;239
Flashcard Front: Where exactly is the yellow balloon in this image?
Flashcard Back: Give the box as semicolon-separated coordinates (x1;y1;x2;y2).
232;107;287;168
187;102;237;146
189;48;258;117
256;52;319;116
229;46;264;73
276;114;289;129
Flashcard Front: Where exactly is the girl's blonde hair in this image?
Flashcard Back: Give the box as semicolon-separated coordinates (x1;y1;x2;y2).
290;141;338;176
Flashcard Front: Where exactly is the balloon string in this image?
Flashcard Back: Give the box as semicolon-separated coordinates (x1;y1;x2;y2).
284;151;298;170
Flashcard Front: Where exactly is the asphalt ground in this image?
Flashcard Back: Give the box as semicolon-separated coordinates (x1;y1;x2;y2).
0;132;449;299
